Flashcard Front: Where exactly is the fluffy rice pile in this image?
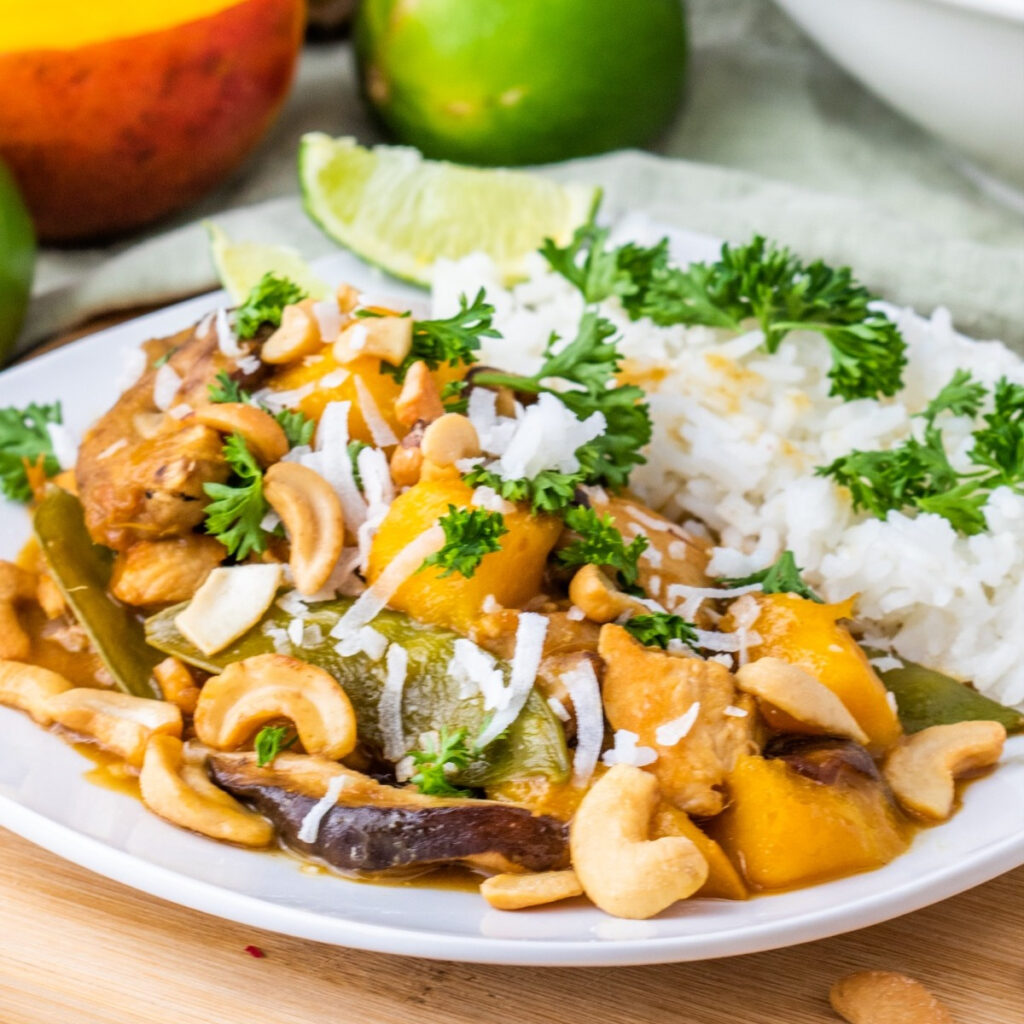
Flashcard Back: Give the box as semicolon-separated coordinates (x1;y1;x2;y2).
431;234;1024;709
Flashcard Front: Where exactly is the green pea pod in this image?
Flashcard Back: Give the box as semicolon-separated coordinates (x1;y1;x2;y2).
145;598;570;787
33;488;162;699
879;659;1024;735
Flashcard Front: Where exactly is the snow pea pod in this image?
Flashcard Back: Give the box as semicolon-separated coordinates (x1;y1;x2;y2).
33;487;162;698
145;598;570;787
879;659;1023;735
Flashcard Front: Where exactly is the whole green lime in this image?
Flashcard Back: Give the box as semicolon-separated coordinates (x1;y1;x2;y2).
0;161;35;362
354;0;688;166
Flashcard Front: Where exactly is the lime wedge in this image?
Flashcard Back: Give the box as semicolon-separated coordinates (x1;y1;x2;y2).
206;222;329;304
298;134;598;286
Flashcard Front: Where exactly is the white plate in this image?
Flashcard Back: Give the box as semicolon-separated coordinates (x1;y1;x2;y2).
2;251;1022;966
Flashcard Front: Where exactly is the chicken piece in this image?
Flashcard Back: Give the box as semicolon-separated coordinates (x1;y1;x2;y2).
589;494;710;604
76;321;263;550
110;536;227;606
599;624;755;816
209;752;568;874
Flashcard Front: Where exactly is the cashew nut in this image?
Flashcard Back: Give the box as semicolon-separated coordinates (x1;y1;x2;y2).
263;462;345;595
480;870;583;911
420;413;481;468
336;283;360;314
46;688;183;767
830;971;953;1024
735;657;869;745
568;564;647;624
193;653;356;760
154;656;201;715
140;734;274;846
36;573;66;619
0;660;73;724
389;442;424;488
395;361;444;427
194;402;289;465
0;561;36;660
569;763;708;919
334;316;413;366
883;720;1005;820
260;299;322;364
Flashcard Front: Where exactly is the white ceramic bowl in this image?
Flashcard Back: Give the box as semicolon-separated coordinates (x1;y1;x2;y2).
773;0;1024;189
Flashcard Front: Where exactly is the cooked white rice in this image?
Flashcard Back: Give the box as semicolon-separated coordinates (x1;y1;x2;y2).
431;230;1024;709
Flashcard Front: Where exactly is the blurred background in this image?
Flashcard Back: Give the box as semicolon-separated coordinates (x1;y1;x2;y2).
2;0;1023;358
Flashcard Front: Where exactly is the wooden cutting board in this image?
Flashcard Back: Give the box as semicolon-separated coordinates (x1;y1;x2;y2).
2;317;1021;1024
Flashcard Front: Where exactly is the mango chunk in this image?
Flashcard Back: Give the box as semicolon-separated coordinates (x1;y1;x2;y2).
736;593;902;753
367;478;562;632
710;754;909;892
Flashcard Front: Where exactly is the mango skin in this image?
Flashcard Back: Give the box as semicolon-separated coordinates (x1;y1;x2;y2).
367;478;562;633
0;0;303;241
738;594;902;753
710;755;909;892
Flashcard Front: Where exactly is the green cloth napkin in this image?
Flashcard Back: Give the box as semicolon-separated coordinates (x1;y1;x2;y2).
18;150;1024;355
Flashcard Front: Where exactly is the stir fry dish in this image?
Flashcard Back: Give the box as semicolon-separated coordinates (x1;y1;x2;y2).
1;227;1020;921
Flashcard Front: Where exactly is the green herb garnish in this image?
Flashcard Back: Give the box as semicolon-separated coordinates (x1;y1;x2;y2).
419;505;508;579
557;505;647;590
254;725;298;767
207;370;251;405
817;371;1023;536
543;208;907;401
0;401;63;502
380;290;499;382
623;612;699;650
721;550;822;602
441;379;469;414
202;433;272;559
408;726;474;797
208;371;314;450
234;273;307;340
347;439;370;490
274;408;316;448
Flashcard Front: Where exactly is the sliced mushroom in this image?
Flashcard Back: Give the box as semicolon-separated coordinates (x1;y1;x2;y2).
140;735;273;846
46;688;182;766
208;751;569;874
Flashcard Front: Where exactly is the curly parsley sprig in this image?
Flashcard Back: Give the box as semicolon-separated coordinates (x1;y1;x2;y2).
817;371;1023;536
0;401;63;502
234;273;307;340
624;612;699;650
557;505;647;591
369;289;499;383
408;726;474;797
418;505;508;579
542;208;907;401
202;433;272;559
254;725;297;767
721;550;822;602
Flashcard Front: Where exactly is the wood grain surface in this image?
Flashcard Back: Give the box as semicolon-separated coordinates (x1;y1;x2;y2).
2;318;1021;1024
0;829;1020;1024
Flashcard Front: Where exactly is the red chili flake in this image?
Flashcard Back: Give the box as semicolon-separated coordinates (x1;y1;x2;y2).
244;945;265;958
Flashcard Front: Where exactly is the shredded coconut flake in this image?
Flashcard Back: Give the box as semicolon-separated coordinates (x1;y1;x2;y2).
319;368;350;390
546;696;570;721
723;704;749;718
354;376;398;447
886;690;899;714
448;639;508;708
117;347;148;392
96;438;128;461
167;403;193;420
330;525;445;638
476;612;548;748
152;364;181;411
601;729;658;768
566;605;586;622
655;702;701;746
215;307;243;358
561;660;603;785
312;298;343;342
379;643;408;761
296;774;349;843
471;485;515;514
